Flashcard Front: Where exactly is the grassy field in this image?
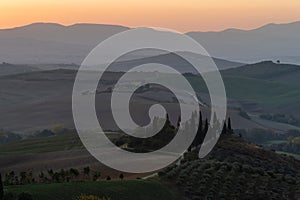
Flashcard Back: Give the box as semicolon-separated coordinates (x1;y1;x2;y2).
186;62;300;118
187;74;300;106
0;133;84;155
0;132;122;155
4;180;177;200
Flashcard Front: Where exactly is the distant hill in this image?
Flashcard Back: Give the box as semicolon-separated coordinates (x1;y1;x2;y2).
0;23;129;64
222;61;300;84
1;60;300;132
0;69;260;133
219;61;300;121
187;21;300;64
0;61;300;132
101;51;244;73
0;63;39;76
1;22;300;65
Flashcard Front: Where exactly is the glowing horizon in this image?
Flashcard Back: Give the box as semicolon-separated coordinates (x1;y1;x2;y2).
1;0;300;32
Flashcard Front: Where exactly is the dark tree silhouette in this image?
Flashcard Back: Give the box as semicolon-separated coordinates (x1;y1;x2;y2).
83;167;90;177
166;114;171;127
93;171;101;181
196;111;203;145
221;122;227;135
228;117;233;134
204;119;209;135
20;171;27;185
177;116;181;128
106;176;111;181
69;168;79;180
0;173;3;200
119;173;124;180
18;192;33;200
192;111;203;148
228;118;232;130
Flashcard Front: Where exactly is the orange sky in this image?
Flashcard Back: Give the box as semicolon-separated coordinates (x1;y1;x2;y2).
1;0;300;32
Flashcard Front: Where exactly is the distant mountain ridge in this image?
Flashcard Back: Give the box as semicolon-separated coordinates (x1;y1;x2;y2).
0;21;300;64
0;23;129;64
187;21;300;64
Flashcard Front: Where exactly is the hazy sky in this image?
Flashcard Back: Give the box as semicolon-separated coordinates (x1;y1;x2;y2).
1;0;300;32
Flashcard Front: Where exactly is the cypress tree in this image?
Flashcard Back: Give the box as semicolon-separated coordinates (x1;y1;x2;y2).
199;119;209;143
199;111;203;132
177;116;181;129
228;117;233;134
0;173;3;200
221;122;227;135
194;111;203;146
228;117;232;131
204;119;209;134
166;113;170;126
119;173;124;180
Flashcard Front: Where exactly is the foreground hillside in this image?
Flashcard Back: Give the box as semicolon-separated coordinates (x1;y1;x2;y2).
3;134;300;200
160;135;300;200
5;180;177;200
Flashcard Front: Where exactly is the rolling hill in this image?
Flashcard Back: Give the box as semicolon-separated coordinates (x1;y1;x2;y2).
187;21;300;64
160;134;300;199
220;61;300;120
0;63;39;76
1;21;300;65
1;61;300;133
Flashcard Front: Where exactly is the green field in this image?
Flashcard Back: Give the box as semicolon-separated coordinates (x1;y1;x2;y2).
187;74;300;107
4;180;177;200
186;62;300;116
0;133;83;155
0;132;123;155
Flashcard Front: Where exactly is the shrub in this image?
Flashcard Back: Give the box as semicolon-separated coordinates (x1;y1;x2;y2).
77;194;111;200
3;191;15;200
119;174;124;180
0;173;3;200
18;192;33;200
92;172;101;181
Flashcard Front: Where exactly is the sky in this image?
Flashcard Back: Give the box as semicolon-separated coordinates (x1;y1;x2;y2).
1;0;300;32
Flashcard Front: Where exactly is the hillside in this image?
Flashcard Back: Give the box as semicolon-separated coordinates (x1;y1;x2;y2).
2;134;300;200
220;61;300;120
0;23;129;64
159;135;300;199
0;132;83;155
0;62;299;133
1;22;300;65
222;61;300;84
5;180;177;200
0;63;39;76
0;69;261;133
187;21;300;64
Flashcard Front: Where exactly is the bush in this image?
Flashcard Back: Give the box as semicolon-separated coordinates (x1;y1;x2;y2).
119;174;124;180
3;191;15;200
18;192;33;200
77;194;111;200
0;173;3;200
